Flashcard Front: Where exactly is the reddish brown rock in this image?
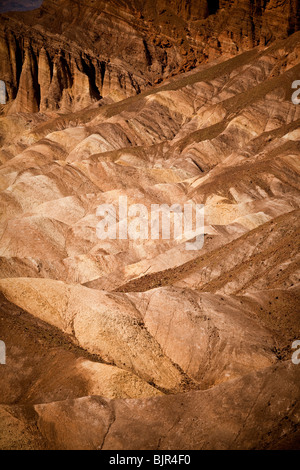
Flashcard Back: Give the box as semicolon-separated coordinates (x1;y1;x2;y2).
0;0;299;112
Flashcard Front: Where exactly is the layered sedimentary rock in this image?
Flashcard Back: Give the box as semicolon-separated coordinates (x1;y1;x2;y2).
0;0;299;112
0;3;299;450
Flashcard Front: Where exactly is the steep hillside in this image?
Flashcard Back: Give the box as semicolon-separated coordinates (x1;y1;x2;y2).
0;0;299;112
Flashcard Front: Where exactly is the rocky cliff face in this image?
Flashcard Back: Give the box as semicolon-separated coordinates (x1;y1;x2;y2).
0;0;299;113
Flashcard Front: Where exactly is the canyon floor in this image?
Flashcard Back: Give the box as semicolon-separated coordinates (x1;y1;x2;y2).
0;25;300;449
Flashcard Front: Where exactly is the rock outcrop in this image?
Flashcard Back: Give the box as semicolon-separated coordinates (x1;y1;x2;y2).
0;0;299;112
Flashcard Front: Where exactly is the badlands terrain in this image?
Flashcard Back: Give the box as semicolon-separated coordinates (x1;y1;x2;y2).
0;0;299;450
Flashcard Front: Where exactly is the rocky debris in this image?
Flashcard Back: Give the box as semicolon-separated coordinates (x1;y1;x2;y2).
0;406;44;450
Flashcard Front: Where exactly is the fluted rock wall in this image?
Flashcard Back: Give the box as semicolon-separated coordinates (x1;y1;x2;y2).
0;0;299;113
